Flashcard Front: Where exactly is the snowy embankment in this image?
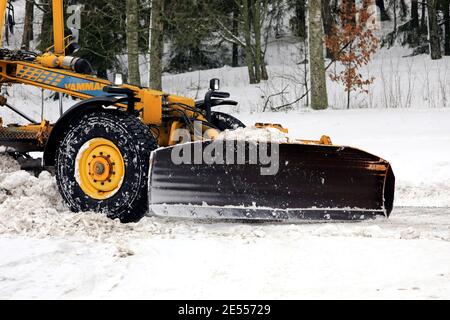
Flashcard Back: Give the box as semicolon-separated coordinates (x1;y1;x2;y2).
239;108;450;208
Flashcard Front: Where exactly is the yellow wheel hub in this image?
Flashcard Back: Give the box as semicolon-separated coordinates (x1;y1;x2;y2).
77;138;125;200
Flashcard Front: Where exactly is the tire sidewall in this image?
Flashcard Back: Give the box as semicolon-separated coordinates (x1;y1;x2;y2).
56;110;151;220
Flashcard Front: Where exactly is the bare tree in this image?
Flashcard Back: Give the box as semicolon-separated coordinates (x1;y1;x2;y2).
411;0;419;29
427;0;442;60
126;0;141;86
322;0;334;58
242;0;257;83
21;0;34;50
232;3;240;67
376;0;390;21
291;0;307;39
253;0;268;81
149;0;164;90
444;0;450;56
216;0;270;84
308;0;329;110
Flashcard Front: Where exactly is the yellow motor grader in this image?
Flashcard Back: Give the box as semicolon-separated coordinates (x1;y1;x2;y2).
0;0;395;222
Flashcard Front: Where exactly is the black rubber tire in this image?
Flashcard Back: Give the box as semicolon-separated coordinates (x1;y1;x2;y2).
210;111;246;131
55;109;158;223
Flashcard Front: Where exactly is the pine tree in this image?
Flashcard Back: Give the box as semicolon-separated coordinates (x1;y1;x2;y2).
289;0;307;39
67;0;127;77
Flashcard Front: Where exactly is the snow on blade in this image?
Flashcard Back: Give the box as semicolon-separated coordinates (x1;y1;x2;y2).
216;126;291;143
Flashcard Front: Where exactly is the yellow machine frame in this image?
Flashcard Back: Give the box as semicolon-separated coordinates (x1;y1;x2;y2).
0;0;208;150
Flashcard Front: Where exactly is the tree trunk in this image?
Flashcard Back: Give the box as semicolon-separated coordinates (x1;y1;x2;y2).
126;0;141;86
407;0;420;46
260;60;269;80
253;0;268;81
149;0;164;90
252;0;262;82
322;0;334;59
347;88;351;110
232;6;239;67
21;0;34;50
444;0;450;56
399;0;408;20
295;0;307;39
393;0;397;34
242;0;257;84
376;0;390;21
308;0;329;110
411;0;419;29
322;0;333;36
38;0;52;52
428;0;442;60
421;1;427;31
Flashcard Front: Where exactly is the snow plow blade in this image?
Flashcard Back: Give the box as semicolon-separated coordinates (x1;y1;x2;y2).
149;141;395;221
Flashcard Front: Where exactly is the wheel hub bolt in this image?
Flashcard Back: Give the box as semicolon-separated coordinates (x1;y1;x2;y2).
95;163;106;175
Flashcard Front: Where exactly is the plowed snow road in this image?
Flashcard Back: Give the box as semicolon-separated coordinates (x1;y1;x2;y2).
0;207;449;300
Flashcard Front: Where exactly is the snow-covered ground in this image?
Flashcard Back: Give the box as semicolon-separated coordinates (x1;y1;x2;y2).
0;208;449;300
1;107;450;300
0;151;449;299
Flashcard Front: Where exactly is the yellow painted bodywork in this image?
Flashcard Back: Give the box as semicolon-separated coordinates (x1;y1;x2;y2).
36;53;60;68
0;0;7;45
23;121;53;146
77;138;125;200
255;123;289;134
0;121;52;147
52;0;65;55
0;58;198;138
0;0;210;150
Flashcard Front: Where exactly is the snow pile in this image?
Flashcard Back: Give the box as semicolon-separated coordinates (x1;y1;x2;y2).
217;126;291;143
0;155;122;239
0;156;67;235
0;154;20;173
0;154;236;241
0;156;65;211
